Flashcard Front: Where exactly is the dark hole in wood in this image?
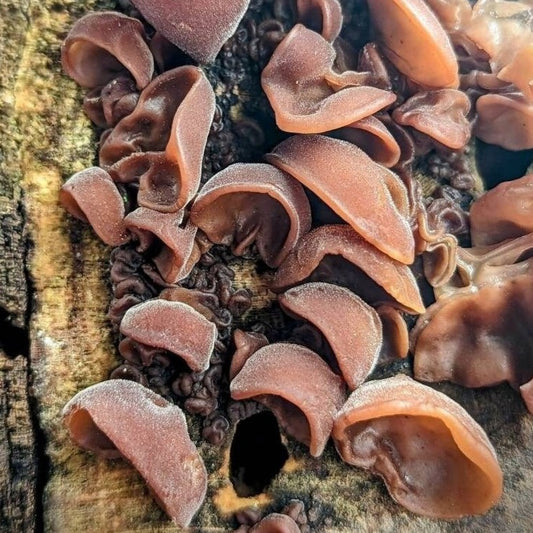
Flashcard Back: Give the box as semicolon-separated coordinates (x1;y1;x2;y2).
229;410;288;497
0;306;29;358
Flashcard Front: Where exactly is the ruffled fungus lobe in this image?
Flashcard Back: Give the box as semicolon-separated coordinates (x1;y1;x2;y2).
278;282;382;390
331;116;401;168
62;380;207;527
231;343;346;456
475;93;533;151
332;375;503;519
392;89;471;150
130;0;250;64
266;135;414;264
470;173;533;246
261;25;396;134
61;12;154;90
249;513;301;533
230;329;269;381
59;167;129;246
296;0;343;42
271;225;424;314
100;66;215;212
520;378;533;414
189;163;311;268
124;207;200;284
376;305;409;361
120;299;217;372
497;42;533;102
366;0;459;89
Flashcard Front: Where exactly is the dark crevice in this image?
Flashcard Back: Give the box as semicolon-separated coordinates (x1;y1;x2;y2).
0;306;30;359
229;411;288;497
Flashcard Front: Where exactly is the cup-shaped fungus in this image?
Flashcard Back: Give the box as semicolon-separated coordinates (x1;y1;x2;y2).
332;375;503;519
99;67;215;214
366;0;459;89
59;167;130;246
266;135;414;264
124;207;200;284
61;12;154;90
392;89;471;150
469;173;533;246
278;282;382;390
189;163;311;268
120;299;217;372
475;93;533;150
229;329;269;381
375;305;410;361
130;0;250;64
296;0;343;42
271;225;425;315
249;513;301;533
230;343;346;456
261;25;396;134
62;380;207;527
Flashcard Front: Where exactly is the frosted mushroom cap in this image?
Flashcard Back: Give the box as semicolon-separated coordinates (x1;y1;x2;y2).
61;12;154;89
120;299;217;372
230;342;346;456
278;282;383;390
367;0;459;89
130;0;251;64
267;135;414;265
190;163;312;268
62;380;207;527
332;375;503;519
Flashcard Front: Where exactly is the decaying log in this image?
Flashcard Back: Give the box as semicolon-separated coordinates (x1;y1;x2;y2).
0;0;532;532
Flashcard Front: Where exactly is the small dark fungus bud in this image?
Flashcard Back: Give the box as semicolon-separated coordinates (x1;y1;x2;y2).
120;299;217;372
231;342;346;456
332;375;503;519
279;282;382;390
59;167;130;246
62;380;207;527
61;11;154;89
190;163;311;268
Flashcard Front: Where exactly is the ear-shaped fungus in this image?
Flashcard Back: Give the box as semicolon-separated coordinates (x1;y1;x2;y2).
120;299;217;372
469;173;533;246
59;167;129;246
61;12;154;89
376;305;409;361
62;380;207;527
271;225;424;315
296;0;343;42
249;513;301;533
189;163;311;268
124;207;200;284
229;329;269;381
392;89;471;150
278;282;382;390
266;135;414;264
475;93;533;150
100;66;215;213
520;378;533;414
130;0;250;64
261;25;396;134
230;343;346;456
366;0;459;89
332;375;503;519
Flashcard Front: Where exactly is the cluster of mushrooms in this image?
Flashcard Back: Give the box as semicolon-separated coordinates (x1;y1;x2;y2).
59;0;533;529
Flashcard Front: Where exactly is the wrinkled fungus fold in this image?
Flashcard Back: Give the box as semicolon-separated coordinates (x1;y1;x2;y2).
120;299;217;372
60;167;130;246
130;0;251;64
231;343;346;456
99;67;215;214
190;163;311;268
63;380;207;527
271;225;424;314
61;12;154;89
278;282;382;390
124;207;200;284
296;0;343;42
261;25;396;134
332;375;503;519
267;135;414;264
230;329;269;381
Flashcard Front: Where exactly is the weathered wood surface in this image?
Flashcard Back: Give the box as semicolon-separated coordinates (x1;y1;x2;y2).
0;1;532;532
